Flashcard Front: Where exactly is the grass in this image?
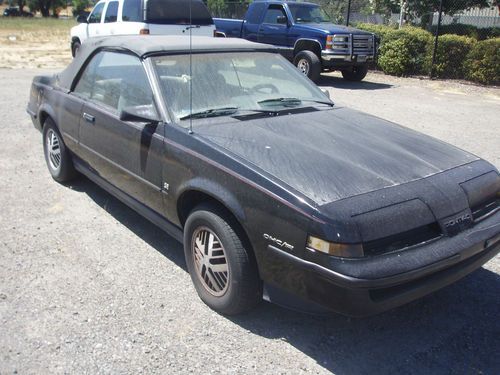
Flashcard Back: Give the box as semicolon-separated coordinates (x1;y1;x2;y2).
0;17;76;31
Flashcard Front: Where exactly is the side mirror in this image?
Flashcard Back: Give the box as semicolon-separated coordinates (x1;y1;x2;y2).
119;104;160;124
276;16;288;25
76;15;88;23
321;89;330;99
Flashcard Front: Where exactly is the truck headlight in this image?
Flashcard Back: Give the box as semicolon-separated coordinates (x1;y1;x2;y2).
307;235;364;258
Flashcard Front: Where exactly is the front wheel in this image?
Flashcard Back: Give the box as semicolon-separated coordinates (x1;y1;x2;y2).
183;204;261;315
43;118;77;182
341;65;368;81
293;50;321;82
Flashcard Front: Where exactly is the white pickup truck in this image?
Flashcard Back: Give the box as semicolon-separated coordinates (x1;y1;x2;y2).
71;0;216;56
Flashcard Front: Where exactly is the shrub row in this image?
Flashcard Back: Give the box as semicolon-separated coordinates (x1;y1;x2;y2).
429;24;500;41
356;23;500;85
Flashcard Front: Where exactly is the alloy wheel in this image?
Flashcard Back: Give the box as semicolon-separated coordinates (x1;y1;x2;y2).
192;226;230;297
46;129;61;171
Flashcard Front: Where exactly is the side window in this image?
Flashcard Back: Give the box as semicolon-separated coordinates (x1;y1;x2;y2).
88;2;105;23
74;51;155;114
104;1;118;23
122;0;142;22
262;5;286;24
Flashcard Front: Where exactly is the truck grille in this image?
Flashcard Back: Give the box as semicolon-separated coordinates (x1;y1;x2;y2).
352;34;375;55
330;34;375;57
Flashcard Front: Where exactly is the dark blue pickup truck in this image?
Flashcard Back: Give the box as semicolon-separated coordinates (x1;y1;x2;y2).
214;0;377;82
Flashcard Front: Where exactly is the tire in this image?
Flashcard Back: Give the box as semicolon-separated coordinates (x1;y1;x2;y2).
341;65;368;81
72;41;81;58
183;203;261;315
293;50;321;82
42;118;77;183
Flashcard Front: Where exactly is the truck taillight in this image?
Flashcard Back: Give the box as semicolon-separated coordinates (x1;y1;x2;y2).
139;29;150;35
326;35;333;49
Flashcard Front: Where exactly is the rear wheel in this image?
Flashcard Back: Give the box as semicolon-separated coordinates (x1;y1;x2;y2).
293;50;321;82
72;41;81;58
341;65;368;81
42;118;77;182
183;203;261;315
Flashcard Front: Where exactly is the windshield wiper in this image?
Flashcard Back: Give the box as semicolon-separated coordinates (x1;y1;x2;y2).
179;107;238;120
258;97;333;107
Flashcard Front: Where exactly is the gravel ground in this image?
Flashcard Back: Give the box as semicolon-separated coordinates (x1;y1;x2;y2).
0;69;499;375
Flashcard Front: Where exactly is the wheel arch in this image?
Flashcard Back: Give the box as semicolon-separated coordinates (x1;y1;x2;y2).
176;181;260;276
293;38;322;59
38;105;57;130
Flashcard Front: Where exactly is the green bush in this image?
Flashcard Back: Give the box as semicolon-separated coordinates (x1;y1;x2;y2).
357;24;432;76
430;24;500;41
428;34;476;79
377;38;413;76
465;38;500;85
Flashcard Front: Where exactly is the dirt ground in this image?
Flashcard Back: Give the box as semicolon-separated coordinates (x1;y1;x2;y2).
0;38;499;374
0;20;73;69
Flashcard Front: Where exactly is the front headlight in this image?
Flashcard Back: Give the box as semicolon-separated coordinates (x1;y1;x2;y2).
307;235;364;258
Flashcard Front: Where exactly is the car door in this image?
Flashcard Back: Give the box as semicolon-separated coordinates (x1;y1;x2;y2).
258;4;289;46
102;0;119;35
72;50;165;214
87;1;106;37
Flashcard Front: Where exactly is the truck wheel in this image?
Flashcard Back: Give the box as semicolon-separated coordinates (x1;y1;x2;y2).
43;118;78;183
341;65;368;81
294;51;321;82
184;203;261;315
72;41;81;58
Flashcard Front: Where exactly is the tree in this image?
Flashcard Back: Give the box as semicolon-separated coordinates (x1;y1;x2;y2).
17;0;26;12
72;0;90;17
206;0;228;18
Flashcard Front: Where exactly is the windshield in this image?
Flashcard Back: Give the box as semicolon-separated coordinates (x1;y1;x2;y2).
151;52;332;125
288;4;331;24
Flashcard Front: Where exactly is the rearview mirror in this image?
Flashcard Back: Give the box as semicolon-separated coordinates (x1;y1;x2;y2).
76;15;88;23
276;16;288;25
119;104;160;124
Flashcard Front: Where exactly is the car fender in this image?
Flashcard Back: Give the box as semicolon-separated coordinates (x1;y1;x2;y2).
176;177;247;224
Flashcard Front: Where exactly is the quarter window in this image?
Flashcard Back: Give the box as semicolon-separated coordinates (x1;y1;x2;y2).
73;51;155;114
88;2;105;24
104;1;119;23
122;0;142;22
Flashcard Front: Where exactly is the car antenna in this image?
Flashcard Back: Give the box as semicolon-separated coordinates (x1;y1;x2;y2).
188;0;194;134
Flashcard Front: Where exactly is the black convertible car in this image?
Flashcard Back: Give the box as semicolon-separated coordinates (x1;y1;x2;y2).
27;36;499;316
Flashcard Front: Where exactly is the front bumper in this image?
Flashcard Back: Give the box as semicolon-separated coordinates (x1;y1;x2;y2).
263;214;500;317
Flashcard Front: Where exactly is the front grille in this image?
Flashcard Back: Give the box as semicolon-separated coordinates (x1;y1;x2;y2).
472;199;499;222
352;34;375;55
330;34;375;56
364;223;442;257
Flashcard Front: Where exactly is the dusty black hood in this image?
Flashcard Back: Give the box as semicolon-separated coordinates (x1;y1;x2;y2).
195;107;478;205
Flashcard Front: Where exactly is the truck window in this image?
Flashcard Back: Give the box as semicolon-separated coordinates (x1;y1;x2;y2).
88;2;105;24
146;0;213;25
122;0;142;22
246;2;266;24
262;5;286;25
104;1;118;23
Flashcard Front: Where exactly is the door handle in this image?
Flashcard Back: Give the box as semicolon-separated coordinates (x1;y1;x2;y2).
83;112;95;123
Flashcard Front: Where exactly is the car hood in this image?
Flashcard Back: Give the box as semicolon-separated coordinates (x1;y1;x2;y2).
294;23;373;36
195;107;478;205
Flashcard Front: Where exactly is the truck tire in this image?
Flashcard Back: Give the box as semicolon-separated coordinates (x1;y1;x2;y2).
293;51;321;82
72;41;81;58
341;65;368;82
